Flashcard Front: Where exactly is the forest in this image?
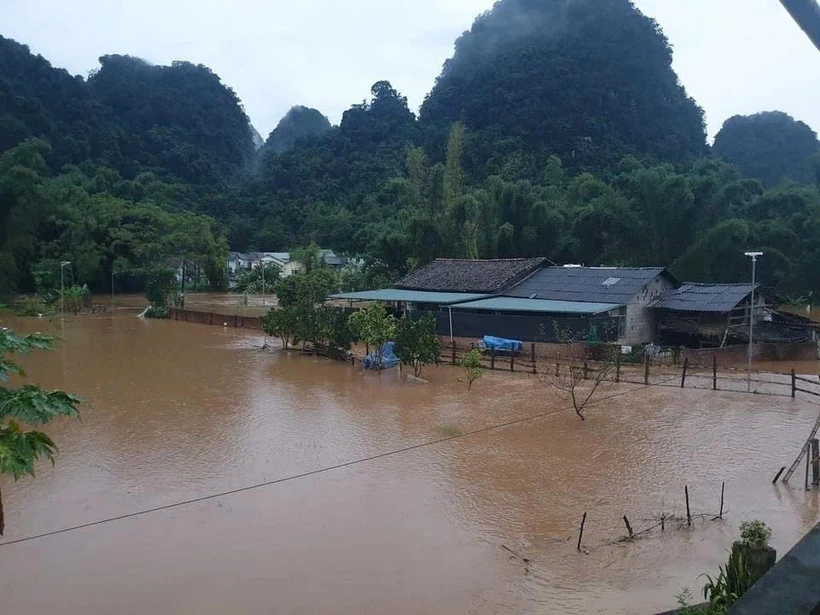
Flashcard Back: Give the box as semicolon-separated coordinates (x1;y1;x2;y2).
1;0;819;300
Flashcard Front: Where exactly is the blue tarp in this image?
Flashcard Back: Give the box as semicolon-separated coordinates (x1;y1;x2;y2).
362;341;400;370
482;335;523;353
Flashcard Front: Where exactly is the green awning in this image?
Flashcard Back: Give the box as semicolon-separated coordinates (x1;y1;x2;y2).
331;289;491;305
450;297;621;315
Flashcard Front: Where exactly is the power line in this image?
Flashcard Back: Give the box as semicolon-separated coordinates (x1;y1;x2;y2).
0;379;699;548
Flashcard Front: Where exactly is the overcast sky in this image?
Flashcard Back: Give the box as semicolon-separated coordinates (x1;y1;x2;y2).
1;0;817;140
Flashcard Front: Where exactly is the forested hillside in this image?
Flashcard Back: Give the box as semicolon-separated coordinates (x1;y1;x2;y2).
264;106;331;154
1;0;820;300
420;0;708;176
0;37;255;186
713;111;820;188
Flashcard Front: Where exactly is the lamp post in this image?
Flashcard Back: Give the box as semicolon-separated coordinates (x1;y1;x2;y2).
262;262;266;307
60;261;71;318
744;251;763;392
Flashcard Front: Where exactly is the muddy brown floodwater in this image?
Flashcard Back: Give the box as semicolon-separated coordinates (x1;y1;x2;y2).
0;311;818;614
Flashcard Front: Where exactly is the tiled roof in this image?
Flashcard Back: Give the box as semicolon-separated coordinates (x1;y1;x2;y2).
649;283;759;312
395;258;547;294
506;267;670;305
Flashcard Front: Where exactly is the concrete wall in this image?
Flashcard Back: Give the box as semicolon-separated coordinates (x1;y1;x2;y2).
622;275;676;345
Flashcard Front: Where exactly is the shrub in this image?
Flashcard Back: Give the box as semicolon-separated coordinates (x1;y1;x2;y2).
144;306;169;319
739;520;771;548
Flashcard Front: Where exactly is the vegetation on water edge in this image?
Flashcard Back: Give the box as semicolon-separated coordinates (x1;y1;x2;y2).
0;328;82;535
675;520;772;615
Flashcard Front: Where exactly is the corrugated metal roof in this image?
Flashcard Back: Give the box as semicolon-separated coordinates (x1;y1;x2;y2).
395;258;547;293
505;266;669;304
451;297;621;315
649;283;759;312
331;289;490;304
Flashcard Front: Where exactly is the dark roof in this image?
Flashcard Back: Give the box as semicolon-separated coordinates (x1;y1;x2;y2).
649;283;760;312
394;258;547;294
505;267;670;305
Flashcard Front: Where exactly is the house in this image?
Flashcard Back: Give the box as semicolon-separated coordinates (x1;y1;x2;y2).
650;283;776;347
228;249;349;279
502;266;676;344
336;260;675;344
227;252;253;274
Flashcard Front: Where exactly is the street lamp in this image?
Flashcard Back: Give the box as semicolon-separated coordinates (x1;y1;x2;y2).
60;261;71;318
744;251;763;392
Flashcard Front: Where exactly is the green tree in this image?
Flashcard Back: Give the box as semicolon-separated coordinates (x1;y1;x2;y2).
0;328;81;535
394;314;441;377
144;265;177;308
349;303;396;370
460;348;483;391
262;307;298;350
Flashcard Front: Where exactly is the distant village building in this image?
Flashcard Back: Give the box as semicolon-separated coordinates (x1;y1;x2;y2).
227;250;348;279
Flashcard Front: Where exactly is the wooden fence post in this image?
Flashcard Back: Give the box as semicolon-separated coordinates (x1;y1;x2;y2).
812;439;819;487
583;360;588;380
713;356;717;391
510;355;515;372
531;343;537;375
233;314;238;328
644;354;650;385
452;340;456;366
490;349;496;370
577;512;587;552
623;515;634;538
685;485;691;526
681;358;688;388
792;369;797;398
719;482;725;519
616;350;621;383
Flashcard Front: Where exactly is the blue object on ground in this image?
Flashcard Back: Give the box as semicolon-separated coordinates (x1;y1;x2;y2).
482;335;523;353
362;341;399;370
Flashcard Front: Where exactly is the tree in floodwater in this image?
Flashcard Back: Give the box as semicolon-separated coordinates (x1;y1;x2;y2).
544;321;614;420
459;348;483;391
0;328;81;535
348;303;396;370
394;313;441;377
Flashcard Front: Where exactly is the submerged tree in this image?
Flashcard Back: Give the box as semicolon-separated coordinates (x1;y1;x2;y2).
349;303;396;370
544;321;614;420
0;328;81;535
394;313;441;377
460;348;483;391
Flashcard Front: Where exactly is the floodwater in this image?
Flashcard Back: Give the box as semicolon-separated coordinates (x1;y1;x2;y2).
0;311;818;615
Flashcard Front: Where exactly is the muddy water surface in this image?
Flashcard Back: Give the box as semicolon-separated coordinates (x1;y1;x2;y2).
0;311;818;614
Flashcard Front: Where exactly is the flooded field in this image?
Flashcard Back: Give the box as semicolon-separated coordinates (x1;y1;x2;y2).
0;310;818;614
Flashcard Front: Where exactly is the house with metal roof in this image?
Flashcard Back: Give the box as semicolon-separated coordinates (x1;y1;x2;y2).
503;266;676;344
650;283;770;347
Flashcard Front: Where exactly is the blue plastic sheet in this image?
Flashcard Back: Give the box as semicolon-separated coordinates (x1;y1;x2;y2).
482;335;523;353
362;341;399;370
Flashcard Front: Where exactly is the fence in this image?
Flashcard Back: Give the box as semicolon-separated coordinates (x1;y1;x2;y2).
442;339;820;399
168;308;263;330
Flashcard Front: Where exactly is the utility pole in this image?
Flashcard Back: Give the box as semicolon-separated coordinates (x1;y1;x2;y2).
745;251;763;392
60;261;71;318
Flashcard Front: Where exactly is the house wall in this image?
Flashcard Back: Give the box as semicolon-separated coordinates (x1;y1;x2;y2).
622;275;676;345
418;309;620;343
